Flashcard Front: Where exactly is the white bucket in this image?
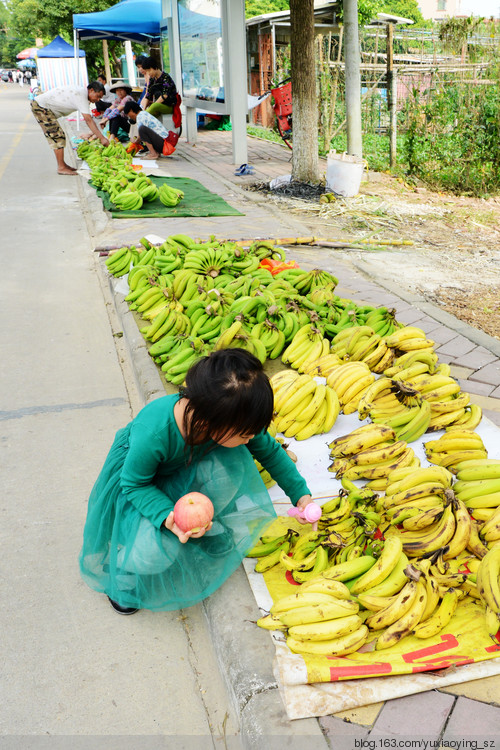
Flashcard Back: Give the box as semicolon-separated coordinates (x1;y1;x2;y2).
325;151;365;198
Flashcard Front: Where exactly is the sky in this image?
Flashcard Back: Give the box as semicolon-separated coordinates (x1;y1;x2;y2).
458;0;500;15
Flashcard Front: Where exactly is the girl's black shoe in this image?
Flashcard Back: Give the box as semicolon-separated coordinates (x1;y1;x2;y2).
108;596;139;615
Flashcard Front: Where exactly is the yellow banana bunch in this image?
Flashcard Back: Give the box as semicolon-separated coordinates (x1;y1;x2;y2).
375;577;429;650
474;547;500;641
326;361;375;414
328;423;397;458
423;430;488;472
261;579;369;655
329;436;418;481
281;324;330;372
446;403;483;432
272;373;340;440
384;325;435;353
384;348;439;377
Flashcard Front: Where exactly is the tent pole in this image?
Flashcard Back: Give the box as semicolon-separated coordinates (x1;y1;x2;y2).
124;40;136;86
103;40;112;82
74;30;80;132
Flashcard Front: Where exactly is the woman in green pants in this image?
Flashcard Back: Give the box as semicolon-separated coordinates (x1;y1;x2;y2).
140;55;178;120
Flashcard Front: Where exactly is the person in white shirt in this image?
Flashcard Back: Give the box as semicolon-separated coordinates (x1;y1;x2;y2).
123;100;175;160
31;81;109;175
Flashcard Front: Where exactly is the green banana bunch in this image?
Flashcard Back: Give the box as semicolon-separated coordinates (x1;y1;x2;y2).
158;182;184;206
113;188;143;211
104;246;134;277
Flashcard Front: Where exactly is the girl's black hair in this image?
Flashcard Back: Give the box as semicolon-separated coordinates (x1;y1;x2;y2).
180;349;274;448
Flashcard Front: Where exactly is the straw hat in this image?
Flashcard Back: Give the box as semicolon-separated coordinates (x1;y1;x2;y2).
109;80;132;94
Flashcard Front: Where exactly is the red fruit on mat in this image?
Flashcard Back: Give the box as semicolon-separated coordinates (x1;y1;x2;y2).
173;492;214;533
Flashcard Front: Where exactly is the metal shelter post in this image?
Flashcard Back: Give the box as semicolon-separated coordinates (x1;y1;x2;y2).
223;0;248;165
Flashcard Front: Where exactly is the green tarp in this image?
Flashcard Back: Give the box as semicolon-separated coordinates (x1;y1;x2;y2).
93;176;243;219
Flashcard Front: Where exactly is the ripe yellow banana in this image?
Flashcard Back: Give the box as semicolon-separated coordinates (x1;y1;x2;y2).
412;588;460;639
288;613;362;642
279;599;359;628
350;537;404;595
365;579;419;630
286;624;369;656
375;578;428;650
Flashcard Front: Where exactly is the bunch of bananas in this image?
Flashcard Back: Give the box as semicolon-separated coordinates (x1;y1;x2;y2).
158;182;184;207
387;491;473;561
328;423;418;481
377;465;453;529
446;403;483;432
104;245;139;277
384;348;439;378
364;306;402;338
358;377;432;443
269;587;369;657
384;325;435;353
159;337;209;385
326;361;375;415
278;268;338;295
476;548;500;641
331;326;394;374
270;370;340;440
112;188;143;211
423;430;488;472
389;367;473;432
281;324;330;372
130;175;159;202
454;459;500;537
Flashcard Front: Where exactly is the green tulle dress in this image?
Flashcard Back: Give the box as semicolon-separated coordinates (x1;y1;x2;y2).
79;394;310;611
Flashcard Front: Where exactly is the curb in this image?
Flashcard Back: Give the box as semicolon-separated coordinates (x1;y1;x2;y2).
103;266;329;749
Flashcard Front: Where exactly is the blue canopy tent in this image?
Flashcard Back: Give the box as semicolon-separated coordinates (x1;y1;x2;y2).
73;0;161;43
73;0;161;86
36;35;88;91
37;35;85;57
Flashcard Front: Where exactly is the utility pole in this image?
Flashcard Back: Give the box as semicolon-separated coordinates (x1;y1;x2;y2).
387;21;397;169
343;0;363;157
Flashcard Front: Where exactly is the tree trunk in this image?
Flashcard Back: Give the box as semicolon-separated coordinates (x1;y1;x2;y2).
290;0;319;183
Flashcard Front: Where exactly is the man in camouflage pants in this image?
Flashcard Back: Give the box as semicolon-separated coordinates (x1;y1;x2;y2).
31;81;109;175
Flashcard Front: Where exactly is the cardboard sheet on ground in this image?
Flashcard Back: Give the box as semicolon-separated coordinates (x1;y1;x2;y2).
92;176;243;219
243;413;500;718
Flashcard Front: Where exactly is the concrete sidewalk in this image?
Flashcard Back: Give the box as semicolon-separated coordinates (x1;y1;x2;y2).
75;122;500;749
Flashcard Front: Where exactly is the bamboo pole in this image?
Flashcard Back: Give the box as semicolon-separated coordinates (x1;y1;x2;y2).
102;40;112;83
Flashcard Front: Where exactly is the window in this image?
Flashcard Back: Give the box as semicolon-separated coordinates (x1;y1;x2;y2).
437;0;447;10
179;0;224;102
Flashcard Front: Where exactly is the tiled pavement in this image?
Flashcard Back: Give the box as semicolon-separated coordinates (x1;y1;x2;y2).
83;127;500;746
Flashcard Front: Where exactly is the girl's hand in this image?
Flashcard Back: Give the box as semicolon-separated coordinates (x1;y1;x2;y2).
295;495;318;530
164;511;213;543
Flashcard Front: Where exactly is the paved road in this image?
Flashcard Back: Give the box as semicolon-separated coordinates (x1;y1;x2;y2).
0;83;241;747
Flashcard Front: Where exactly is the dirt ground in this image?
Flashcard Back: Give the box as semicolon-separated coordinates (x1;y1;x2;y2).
250;171;500;341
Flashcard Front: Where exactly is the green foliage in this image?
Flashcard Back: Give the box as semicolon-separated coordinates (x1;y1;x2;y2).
379;0;427;25
3;0;131;77
403;77;500;196
245;0;289;18
337;0;382;27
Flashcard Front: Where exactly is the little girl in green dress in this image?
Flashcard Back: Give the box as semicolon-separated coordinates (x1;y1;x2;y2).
79;348;313;614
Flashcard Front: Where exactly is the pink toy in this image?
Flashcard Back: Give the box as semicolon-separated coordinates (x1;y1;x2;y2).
287;502;322;523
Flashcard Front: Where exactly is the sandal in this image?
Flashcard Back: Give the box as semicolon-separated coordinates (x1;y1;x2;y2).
234;163;255;176
139;153;159;160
